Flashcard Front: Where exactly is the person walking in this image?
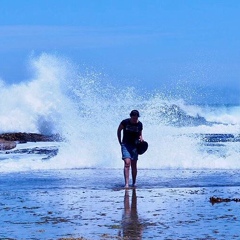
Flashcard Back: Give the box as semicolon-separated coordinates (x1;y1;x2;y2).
117;110;143;188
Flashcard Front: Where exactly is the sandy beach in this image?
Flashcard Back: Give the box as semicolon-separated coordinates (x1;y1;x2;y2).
0;168;240;240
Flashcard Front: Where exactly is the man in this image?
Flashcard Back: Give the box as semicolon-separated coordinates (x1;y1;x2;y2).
117;110;143;188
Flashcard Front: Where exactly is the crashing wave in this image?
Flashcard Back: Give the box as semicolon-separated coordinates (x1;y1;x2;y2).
156;103;211;127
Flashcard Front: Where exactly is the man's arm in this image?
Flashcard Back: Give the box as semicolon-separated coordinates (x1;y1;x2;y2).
117;124;124;145
139;131;143;142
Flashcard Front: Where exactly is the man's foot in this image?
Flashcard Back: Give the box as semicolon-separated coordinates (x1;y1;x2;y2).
124;184;129;188
132;184;136;188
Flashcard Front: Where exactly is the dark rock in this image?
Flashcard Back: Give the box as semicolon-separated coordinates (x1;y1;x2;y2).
210;196;240;205
202;134;235;142
7;146;59;160
0;139;17;150
0;132;62;143
0;132;63;151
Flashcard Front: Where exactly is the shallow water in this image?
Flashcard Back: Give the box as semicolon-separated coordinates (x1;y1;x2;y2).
0;169;240;239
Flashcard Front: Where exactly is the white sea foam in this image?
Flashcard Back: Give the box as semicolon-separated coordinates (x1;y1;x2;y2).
201;105;240;125
0;53;239;171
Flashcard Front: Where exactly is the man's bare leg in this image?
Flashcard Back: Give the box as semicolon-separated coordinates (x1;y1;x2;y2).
124;158;131;188
131;160;137;186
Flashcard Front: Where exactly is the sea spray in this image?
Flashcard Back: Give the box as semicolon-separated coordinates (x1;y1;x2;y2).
0;53;239;171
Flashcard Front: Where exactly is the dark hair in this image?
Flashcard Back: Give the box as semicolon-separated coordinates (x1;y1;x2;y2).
130;110;140;117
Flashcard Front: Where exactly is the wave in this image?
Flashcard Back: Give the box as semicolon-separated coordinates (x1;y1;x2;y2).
0;53;239;171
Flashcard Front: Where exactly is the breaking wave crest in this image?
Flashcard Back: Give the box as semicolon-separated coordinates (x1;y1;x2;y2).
0;53;239;171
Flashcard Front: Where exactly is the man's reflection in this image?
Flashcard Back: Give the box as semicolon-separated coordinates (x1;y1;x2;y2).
120;188;143;239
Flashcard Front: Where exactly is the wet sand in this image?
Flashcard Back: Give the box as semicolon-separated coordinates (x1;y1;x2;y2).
0;169;240;239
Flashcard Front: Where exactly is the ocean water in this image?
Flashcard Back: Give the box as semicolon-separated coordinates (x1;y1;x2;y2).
1;54;240;239
0;53;239;172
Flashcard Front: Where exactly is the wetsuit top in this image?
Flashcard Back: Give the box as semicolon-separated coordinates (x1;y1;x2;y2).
121;118;143;145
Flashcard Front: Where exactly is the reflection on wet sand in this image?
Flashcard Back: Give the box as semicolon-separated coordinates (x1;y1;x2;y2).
120;188;143;239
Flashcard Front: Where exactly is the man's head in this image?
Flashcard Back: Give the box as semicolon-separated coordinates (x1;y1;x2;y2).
130;110;140;117
130;110;140;123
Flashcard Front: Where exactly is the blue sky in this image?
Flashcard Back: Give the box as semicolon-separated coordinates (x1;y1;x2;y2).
0;0;239;104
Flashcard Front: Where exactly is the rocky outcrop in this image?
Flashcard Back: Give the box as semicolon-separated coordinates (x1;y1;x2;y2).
8;146;59;160
0;139;17;150
0;132;62;151
210;196;240;205
0;132;62;143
